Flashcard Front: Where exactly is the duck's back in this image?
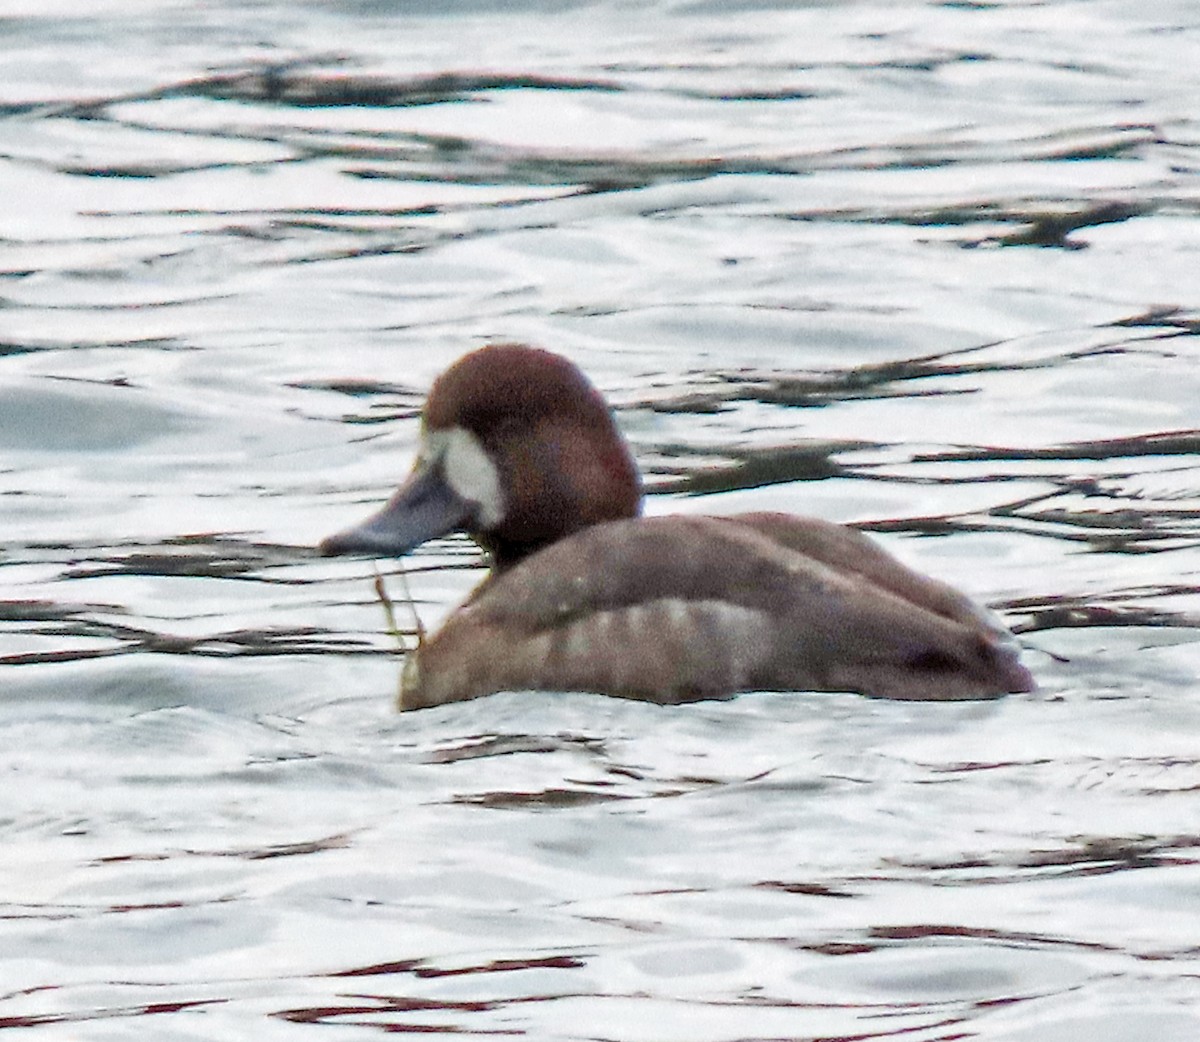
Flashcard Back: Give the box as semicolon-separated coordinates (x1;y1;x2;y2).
399;513;1033;709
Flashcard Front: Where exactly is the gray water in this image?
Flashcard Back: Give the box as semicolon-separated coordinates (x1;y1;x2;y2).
2;1;1199;1038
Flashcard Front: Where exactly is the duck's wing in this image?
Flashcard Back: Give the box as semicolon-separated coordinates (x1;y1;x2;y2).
722;512;1033;698
729;511;1004;633
400;515;1033;709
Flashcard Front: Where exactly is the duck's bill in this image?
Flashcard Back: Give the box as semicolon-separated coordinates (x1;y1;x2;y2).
319;463;473;558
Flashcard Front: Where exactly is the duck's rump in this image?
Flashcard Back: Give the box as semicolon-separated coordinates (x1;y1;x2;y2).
400;513;1034;709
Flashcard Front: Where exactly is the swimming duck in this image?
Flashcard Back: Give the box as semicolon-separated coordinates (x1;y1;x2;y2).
321;343;1034;709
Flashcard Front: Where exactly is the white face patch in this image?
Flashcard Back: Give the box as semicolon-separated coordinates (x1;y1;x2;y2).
424;426;505;528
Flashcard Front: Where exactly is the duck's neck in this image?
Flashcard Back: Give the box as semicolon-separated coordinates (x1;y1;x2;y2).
477;532;555;573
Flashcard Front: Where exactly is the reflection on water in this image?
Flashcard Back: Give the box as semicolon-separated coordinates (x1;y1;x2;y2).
2;0;1199;1039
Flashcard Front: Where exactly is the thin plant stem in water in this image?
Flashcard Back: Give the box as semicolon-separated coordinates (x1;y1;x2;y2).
373;564;425;654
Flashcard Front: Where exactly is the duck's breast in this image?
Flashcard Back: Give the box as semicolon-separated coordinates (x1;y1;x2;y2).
402;517;777;708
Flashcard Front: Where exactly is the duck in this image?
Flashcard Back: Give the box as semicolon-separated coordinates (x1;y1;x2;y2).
320;342;1035;709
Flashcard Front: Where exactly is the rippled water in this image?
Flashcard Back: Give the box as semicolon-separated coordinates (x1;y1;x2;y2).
3;1;1199;1038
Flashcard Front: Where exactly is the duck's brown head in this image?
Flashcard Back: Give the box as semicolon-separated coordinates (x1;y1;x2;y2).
320;343;643;569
